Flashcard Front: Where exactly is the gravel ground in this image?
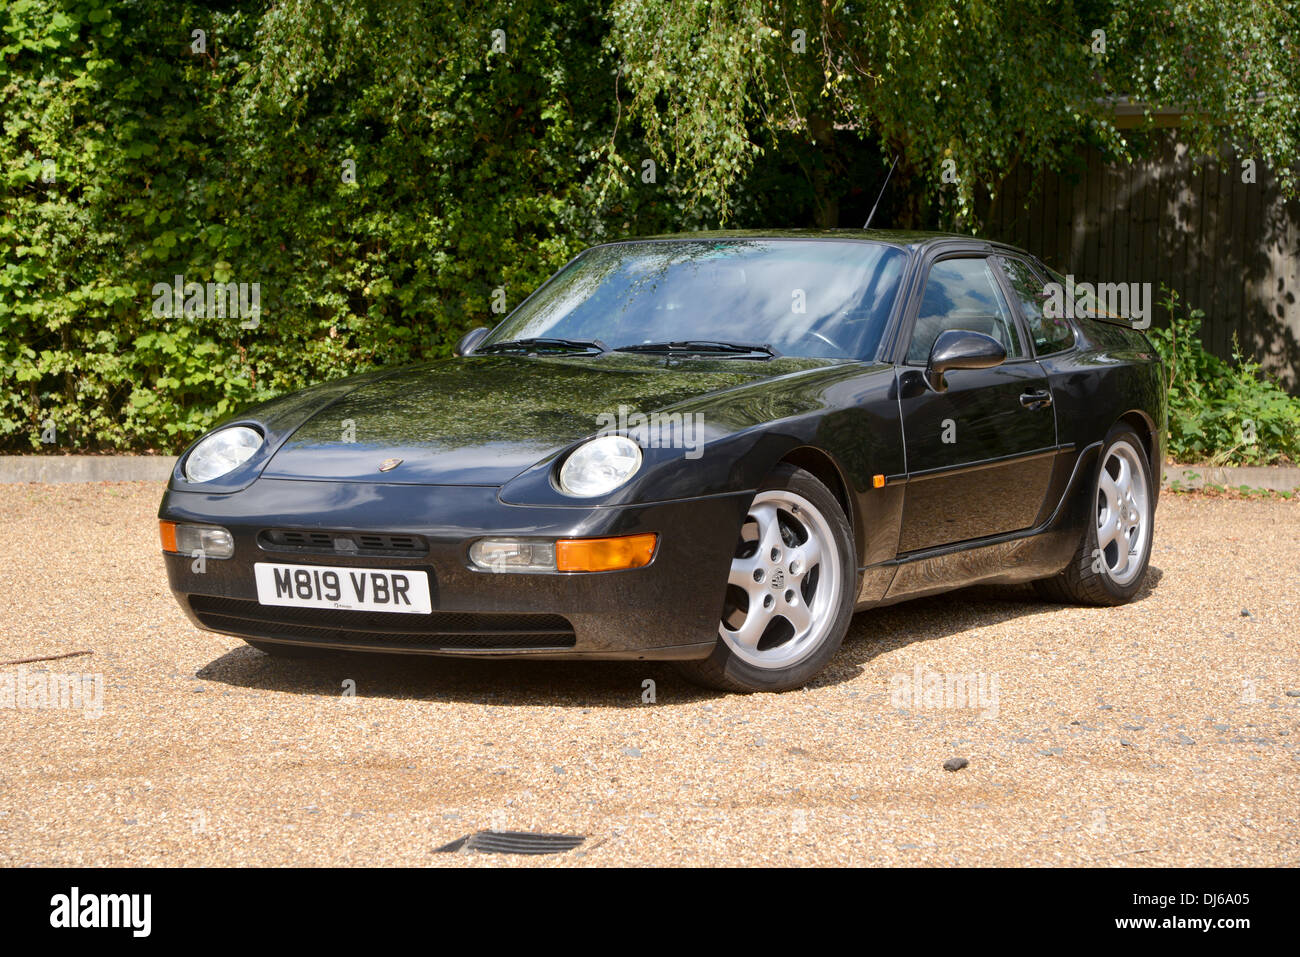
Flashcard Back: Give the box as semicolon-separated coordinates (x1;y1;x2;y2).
2;482;1297;867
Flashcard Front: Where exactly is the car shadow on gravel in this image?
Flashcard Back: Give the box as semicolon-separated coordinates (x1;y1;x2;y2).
828;565;1165;679
194;566;1163;705
195;644;715;707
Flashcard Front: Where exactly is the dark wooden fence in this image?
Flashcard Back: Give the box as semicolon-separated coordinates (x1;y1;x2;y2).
984;131;1300;391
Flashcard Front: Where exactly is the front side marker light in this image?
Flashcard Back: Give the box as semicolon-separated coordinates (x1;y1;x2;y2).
160;521;235;559
469;533;658;573
555;533;657;572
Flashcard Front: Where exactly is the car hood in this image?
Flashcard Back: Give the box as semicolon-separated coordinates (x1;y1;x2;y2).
259;353;845;485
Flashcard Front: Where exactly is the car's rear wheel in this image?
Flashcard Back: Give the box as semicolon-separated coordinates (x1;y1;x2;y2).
1034;424;1154;605
676;465;855;692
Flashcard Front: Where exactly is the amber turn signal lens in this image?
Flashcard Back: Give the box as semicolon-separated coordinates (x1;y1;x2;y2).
555;533;657;572
872;474;886;489
159;520;178;553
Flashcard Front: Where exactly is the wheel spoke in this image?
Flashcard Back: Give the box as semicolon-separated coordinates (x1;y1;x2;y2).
725;601;770;649
782;597;811;635
1111;540;1131;576
727;555;763;596
789;535;822;576
1099;471;1120;504
1113;455;1132;498
751;502;785;557
1097;521;1121;551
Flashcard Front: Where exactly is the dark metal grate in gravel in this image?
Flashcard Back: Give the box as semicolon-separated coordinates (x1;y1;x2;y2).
435;831;586;855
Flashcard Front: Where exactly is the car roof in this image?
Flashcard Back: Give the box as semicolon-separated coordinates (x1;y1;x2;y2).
615;228;991;251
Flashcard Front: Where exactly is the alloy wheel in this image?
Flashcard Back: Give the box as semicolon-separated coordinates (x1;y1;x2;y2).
1095;442;1151;586
719;489;843;669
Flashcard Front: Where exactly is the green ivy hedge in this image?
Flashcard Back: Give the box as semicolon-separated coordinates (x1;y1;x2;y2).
1;0;696;452
1148;288;1300;466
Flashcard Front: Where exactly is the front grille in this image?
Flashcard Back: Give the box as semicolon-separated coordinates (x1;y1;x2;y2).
188;595;576;651
258;528;429;557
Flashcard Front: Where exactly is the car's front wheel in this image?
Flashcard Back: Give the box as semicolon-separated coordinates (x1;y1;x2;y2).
677;465;855;692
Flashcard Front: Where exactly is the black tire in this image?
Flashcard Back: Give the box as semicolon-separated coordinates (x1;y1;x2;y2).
676;465;856;693
244;639;338;659
1034;424;1155;606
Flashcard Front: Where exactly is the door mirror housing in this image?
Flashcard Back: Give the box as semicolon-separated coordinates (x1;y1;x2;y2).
925;329;1007;392
455;327;490;357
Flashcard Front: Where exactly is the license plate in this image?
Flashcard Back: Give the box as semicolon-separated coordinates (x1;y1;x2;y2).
254;562;432;614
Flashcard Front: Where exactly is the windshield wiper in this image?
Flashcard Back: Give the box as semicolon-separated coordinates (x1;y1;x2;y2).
478;336;607;355
613;340;780;359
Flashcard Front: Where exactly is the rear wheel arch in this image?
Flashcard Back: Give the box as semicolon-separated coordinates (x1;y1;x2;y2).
1117;410;1158;470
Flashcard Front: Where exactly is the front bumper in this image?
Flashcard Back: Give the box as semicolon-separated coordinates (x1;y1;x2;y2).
160;479;750;660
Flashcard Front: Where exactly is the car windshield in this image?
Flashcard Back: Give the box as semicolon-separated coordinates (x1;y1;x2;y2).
480;239;908;360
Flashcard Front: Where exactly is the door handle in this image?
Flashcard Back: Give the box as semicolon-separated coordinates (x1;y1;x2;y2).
1020;389;1052;409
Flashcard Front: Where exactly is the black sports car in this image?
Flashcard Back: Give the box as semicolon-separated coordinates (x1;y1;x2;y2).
159;230;1165;692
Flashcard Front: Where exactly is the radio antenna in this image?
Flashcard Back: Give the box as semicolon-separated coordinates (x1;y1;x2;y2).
863;154;899;229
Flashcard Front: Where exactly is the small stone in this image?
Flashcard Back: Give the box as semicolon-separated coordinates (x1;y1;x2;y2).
1122;724;1145;731
621;746;642;758
1284;690;1300;698
1212;724;1230;732
1038;747;1064;756
1119;739;1134;748
943;757;969;772
1240;609;1252;617
1176;733;1196;745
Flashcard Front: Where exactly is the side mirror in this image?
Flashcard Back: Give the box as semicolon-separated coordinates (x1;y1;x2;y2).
454;327;490;357
925;329;1006;392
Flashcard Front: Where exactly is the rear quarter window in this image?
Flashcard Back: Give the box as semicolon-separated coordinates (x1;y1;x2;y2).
997;255;1075;355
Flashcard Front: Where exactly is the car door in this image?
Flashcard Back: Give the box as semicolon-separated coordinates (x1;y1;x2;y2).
895;254;1058;553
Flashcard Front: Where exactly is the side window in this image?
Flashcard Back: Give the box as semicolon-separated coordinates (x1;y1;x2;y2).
997;256;1076;355
906;257;1023;364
